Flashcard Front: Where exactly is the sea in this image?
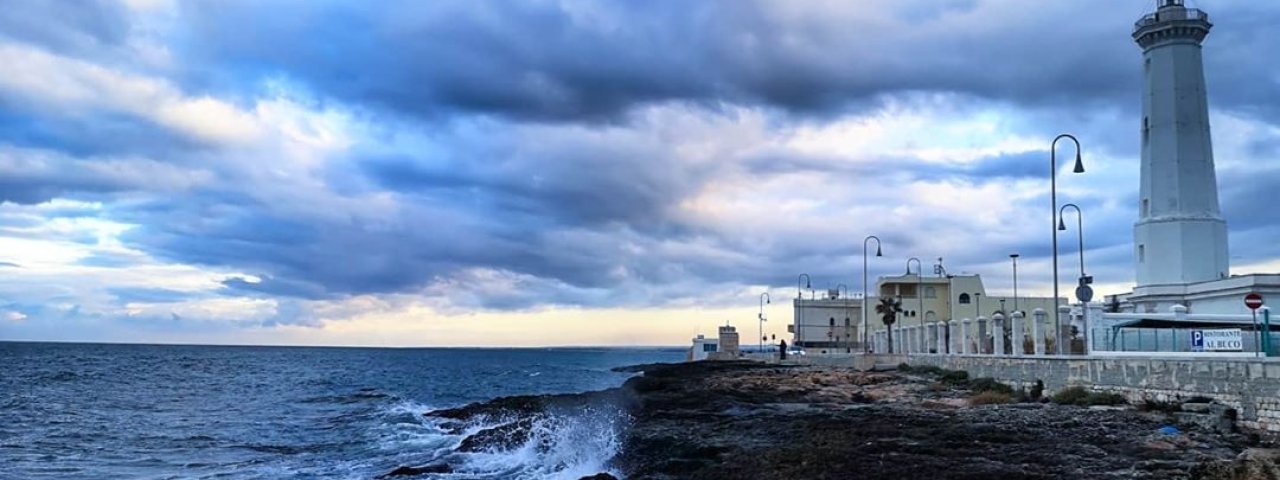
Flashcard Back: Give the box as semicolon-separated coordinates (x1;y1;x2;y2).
0;342;684;480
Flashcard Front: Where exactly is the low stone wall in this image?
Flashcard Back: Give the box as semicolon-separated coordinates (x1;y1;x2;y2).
895;354;1280;432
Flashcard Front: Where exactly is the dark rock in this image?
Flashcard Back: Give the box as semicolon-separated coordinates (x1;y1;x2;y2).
577;474;619;480
378;463;452;478
1183;402;1212;413
456;417;535;452
1191;448;1280;480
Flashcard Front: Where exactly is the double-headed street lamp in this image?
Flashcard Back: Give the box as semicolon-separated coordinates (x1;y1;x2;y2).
759;292;771;354
1050;134;1085;353
863;235;883;352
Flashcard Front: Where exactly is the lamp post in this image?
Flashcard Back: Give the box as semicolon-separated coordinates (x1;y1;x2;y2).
863;235;883;352
975;293;982;319
1060;203;1088;356
1058;204;1086;278
797;274;812;299
907;257;924;335
797;274;811;349
835;283;850;352
1010;253;1020;315
1050;134;1085;353
759;292;771;355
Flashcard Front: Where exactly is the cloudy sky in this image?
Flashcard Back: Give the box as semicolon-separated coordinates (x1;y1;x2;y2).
1;0;1278;346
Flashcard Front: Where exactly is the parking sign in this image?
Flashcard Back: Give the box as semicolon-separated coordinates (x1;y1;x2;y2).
1191;329;1243;352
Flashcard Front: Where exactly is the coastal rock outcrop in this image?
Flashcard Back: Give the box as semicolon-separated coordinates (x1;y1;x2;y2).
389;361;1261;479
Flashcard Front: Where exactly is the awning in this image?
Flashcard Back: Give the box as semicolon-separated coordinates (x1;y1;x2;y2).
1110;318;1280;331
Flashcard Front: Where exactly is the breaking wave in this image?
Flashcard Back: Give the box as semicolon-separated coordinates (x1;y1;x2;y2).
375;400;629;479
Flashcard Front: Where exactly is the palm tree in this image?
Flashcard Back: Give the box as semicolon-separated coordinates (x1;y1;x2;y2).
876;297;903;353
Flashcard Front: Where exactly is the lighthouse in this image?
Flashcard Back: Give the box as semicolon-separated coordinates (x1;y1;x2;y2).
1132;0;1229;288
1101;0;1280;319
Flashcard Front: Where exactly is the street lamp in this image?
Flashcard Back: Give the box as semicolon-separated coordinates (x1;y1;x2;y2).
974;293;982;319
836;283;850;352
907;257;924;335
1010;253;1020;315
1050;133;1085;353
797;274;811;349
1058;204;1086;278
759;292;771;355
863;235;883;352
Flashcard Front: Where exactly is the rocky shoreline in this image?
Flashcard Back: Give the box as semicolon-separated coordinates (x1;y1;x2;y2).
387;361;1278;479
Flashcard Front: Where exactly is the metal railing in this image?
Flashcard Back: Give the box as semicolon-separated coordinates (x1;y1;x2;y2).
1134;8;1209;30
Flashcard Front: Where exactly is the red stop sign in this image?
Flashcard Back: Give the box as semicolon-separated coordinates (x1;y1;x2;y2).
1245;293;1264;310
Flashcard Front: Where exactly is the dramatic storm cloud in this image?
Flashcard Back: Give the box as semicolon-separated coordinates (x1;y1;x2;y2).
1;0;1279;345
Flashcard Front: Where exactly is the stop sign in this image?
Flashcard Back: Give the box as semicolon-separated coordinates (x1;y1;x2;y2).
1245;293;1264;310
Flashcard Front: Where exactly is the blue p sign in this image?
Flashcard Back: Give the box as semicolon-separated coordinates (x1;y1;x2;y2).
1191;330;1204;350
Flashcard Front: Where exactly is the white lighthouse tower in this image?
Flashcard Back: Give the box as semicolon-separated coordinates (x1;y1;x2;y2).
1100;1;1280;320
1132;0;1229;289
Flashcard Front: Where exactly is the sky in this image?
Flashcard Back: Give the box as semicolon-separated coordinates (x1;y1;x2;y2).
1;0;1279;347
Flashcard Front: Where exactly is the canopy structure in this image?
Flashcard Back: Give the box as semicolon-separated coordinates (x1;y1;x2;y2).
1109;317;1280;331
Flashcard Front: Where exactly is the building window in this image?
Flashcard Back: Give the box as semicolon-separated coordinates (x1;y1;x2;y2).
1142;117;1149;147
1142;199;1149;217
844;317;850;327
829;317;835;327
703;343;717;352
959;293;971;304
899;284;918;298
924;286;936;299
1139;244;1146;263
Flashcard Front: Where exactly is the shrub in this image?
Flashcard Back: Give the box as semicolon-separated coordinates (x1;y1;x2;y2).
940;370;970;385
1053;386;1128;406
1029;380;1045;401
969;391;1014;405
1083;392;1127;406
897;363;913;372
969;377;1015;396
1052;386;1089;405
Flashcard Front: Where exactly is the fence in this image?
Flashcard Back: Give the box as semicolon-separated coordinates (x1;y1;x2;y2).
1091;326;1280;356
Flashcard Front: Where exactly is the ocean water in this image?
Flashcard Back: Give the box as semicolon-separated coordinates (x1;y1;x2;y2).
0;342;683;480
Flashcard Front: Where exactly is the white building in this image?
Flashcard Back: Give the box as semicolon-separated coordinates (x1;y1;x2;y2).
1106;0;1280;317
790;289;860;355
687;334;719;361
687;324;742;361
793;270;1064;355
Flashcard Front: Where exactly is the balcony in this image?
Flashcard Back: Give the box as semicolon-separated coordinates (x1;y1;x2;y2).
1134;8;1209;32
